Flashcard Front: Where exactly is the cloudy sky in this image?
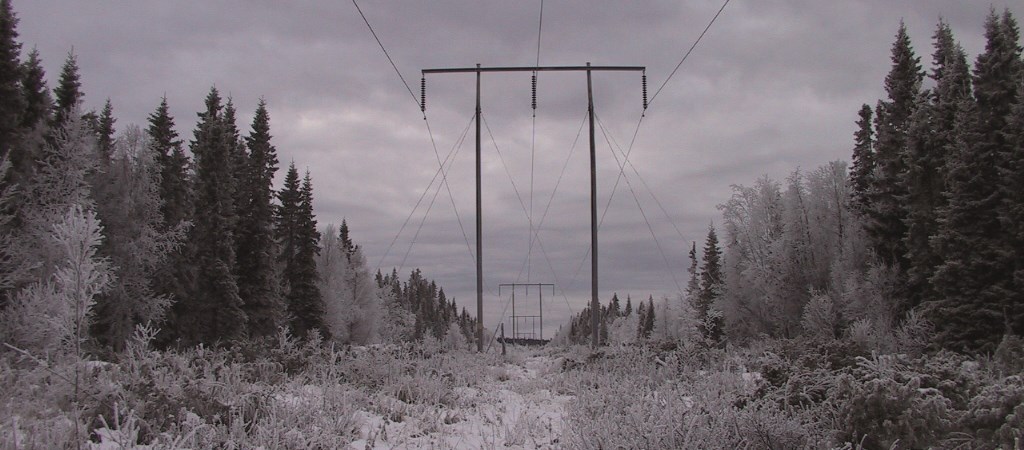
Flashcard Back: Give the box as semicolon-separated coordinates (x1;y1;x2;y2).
13;1;1022;338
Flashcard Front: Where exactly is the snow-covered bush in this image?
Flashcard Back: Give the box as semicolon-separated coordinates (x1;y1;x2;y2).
831;354;955;449
960;374;1024;448
801;291;840;340
319;224;382;345
1;204;111;356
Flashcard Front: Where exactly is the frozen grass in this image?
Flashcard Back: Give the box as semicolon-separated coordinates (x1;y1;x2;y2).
2;334;1023;448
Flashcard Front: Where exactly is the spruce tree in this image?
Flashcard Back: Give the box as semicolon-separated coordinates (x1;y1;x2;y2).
849;104;874;213
296;171;323;340
52;51;83;128
902;21;972;313
147;97;191;228
643;296;656;339
10;48;51;187
867;22;924;266
685;241;701;300
236;99;284;338
1003;75;1024;336
636;300;646;339
222;98;247;233
19;48;49;131
145;97;193;346
95;99;115;164
624;295;632;316
0;0;23;162
277;164;325;338
339;219;356;260
930;11;1021;352
276;162;300;298
182;87;246;345
698;224;724;342
90;125;178;351
608;293;621;318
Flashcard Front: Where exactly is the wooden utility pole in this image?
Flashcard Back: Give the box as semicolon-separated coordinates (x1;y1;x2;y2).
421;64;645;351
475;64;483;352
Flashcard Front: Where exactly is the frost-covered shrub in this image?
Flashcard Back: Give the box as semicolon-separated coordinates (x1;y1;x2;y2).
960;375;1024;448
993;334;1024;375
1;205;111;356
801;292;840;340
563;353;828;449
442;321;468;351
832;354;954;449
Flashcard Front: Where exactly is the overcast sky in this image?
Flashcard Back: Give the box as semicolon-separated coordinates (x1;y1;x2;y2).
13;1;1022;338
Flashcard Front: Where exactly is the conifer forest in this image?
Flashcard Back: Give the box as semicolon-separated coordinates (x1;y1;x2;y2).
2;1;1024;448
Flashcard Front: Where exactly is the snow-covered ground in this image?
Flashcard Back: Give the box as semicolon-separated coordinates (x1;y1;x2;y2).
347;352;571;449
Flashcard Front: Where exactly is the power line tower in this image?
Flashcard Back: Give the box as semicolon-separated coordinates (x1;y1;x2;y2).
422;63;646;350
499;282;554;342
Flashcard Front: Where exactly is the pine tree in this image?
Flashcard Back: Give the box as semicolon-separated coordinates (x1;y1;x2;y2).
52;51;83;128
181;87;246;345
236;99;284;338
624;295;632;316
867;22;924;266
698;224;724;342
0;0;23;162
930;11;1021;353
849;104;874;213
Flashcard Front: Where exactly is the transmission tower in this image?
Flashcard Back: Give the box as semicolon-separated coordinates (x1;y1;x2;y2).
422;63;646;350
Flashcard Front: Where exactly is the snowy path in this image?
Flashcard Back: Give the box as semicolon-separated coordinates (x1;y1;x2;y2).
347;353;572;449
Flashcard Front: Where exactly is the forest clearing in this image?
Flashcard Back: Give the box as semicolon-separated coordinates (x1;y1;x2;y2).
3;0;1024;448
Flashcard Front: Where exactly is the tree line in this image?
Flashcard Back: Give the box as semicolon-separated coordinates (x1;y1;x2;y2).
0;0;475;356
558;10;1024;356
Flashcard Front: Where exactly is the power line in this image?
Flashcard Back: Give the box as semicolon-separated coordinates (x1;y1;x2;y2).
374;113;475;272
425;116;477;265
648;0;731;107
534;0;544;68
355;0;478;277
596;113;683;295
482;112;578;316
598;112;689;244
396;114;475;274
352;0;419;110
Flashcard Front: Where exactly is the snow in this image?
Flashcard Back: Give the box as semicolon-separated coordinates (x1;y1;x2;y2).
346;353;571;449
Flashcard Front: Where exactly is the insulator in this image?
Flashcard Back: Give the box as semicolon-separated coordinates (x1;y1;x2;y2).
531;74;537;110
642;71;648;110
420;76;426;112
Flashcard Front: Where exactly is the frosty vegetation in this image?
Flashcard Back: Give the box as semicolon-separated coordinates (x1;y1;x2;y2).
1;0;1023;447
